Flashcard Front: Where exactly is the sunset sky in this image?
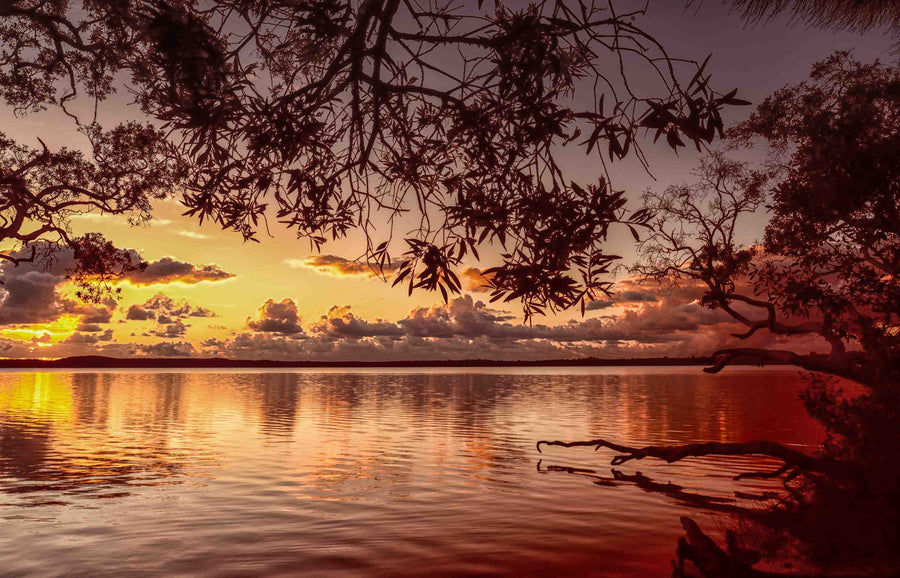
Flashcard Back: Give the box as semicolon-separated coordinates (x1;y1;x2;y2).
0;2;894;361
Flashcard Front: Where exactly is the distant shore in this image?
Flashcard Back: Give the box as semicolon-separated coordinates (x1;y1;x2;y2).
0;355;788;370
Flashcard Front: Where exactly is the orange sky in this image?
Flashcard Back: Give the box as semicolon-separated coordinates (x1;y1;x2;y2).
0;3;893;360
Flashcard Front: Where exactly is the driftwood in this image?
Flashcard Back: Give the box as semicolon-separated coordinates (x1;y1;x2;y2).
537;460;812;576
537;460;762;516
535;438;865;577
536;438;857;482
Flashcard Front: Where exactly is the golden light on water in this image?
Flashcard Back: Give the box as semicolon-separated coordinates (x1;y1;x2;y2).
0;369;827;576
0;372;74;424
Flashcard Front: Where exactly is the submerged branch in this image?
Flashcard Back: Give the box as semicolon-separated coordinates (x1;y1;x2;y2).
536;437;857;481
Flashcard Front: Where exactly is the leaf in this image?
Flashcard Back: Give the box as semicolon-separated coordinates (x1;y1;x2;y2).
628;224;641;242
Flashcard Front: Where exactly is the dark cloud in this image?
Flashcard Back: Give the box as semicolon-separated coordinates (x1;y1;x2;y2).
585;299;615;311
127;293;217;322
126;304;155;321
0;270;64;324
149;320;188;338
121;256;235;285
617;290;659;303
64;329;114;344
0;243;221;334
287;255;400;278
584;282;661;311
247;299;304;334
139;341;195;357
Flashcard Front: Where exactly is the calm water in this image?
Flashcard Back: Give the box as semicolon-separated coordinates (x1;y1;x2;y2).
0;368;822;577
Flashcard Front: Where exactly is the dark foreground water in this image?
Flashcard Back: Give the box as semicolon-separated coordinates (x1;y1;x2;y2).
0;368;822;577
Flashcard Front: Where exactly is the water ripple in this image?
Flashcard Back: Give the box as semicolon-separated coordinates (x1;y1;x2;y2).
0;368;822;576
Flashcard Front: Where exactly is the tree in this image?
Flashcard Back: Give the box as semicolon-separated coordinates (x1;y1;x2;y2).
0;0;744;313
721;0;900;39
542;53;900;573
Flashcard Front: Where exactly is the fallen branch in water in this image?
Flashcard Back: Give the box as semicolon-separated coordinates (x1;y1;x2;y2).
537;460;764;516
535;438;857;482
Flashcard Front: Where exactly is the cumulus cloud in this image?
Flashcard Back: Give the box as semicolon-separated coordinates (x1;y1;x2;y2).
617;290;659;303
148;320;188;338
199;285;822;362
0;245;116;326
308;305;403;339
129;293;217;321
0;243;226;335
140;341;195;357
121;257;234;285
64;329;114;344
286;255;400;278
126;304;155;321
70;298;118;324
124;294;215;340
0;270;66;324
247;299;304;334
584;279;662;311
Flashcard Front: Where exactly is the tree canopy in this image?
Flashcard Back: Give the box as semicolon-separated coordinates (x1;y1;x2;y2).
632;52;900;569
639;52;899;388
0;0;743;314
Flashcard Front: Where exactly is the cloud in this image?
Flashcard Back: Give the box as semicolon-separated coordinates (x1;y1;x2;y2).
123;294;215;340
0;245;97;325
247;299;304;334
140;341;195;357
148;320;188;338
585;299;615;311
286;255;400;278
0;270;66;324
584;280;661;311
71;298;118;324
64;329;114;344
0;243;228;333
201;284;821;362
126;304;155;321
460;267;494;293
617;290;659;303
177;230;209;239
121;257;234;285
129;293;217;320
308;305;404;339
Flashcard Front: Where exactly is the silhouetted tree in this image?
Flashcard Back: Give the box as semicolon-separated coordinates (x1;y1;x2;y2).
0;121;182;298
544;52;900;573
0;0;744;312
722;0;900;39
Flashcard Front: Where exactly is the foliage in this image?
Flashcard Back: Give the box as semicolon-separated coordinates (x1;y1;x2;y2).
0;121;180;297
0;0;743;314
636;52;900;571
721;0;900;38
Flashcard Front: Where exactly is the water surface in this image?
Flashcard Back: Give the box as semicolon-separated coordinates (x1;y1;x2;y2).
0;367;822;576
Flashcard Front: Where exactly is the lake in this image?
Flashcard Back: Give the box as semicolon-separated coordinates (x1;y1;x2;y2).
0;367;822;576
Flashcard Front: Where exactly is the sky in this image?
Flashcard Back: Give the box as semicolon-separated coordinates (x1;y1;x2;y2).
0;1;895;361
